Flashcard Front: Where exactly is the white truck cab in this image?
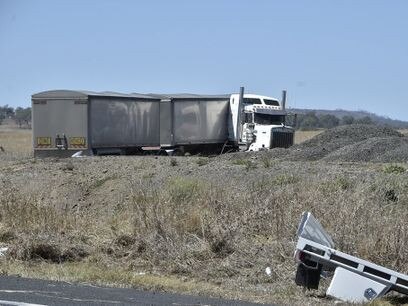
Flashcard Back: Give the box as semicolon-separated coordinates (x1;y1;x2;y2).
229;92;294;151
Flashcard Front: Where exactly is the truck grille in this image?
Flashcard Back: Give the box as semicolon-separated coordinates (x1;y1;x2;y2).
271;130;294;148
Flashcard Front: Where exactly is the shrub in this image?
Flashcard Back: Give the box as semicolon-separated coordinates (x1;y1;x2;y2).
231;158;257;171
383;164;406;174
170;158;178;167
167;177;204;203
261;156;274;168
335;176;351;190
272;174;299;186
196;158;209;166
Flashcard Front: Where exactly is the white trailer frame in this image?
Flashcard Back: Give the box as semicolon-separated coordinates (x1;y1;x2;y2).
294;212;408;303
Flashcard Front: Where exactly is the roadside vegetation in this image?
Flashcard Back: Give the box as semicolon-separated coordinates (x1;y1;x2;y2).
0;105;31;128
0;123;31;157
0;124;407;305
291;108;408;130
294;111;374;130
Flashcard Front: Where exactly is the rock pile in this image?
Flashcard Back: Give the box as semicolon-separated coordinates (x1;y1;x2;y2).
287;124;407;162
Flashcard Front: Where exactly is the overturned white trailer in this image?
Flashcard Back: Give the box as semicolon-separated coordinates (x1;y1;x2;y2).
294;212;408;303
32;88;294;157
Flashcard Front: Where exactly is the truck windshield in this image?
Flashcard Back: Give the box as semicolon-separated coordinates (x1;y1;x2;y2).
264;99;280;106
243;98;262;105
254;113;285;125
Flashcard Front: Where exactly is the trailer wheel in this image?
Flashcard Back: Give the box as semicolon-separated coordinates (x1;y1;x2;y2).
157;150;168;156
173;149;184;156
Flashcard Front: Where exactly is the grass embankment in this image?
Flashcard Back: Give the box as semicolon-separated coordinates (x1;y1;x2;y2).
0;156;407;305
0;126;408;305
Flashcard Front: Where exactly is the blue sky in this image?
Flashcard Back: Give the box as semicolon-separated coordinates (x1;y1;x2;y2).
1;0;407;120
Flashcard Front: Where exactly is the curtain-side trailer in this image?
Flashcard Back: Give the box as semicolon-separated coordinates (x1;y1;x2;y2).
32;89;294;157
32;90;162;157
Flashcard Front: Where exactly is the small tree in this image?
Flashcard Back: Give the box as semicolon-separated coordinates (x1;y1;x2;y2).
355;116;374;125
15;107;31;128
0;105;15;125
298;112;319;130
341;115;355;125
318;114;340;129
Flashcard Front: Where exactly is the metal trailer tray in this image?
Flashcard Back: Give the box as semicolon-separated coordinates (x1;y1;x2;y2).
294;212;408;303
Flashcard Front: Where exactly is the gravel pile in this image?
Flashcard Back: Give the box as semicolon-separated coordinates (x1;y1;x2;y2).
287;124;405;162
323;136;408;162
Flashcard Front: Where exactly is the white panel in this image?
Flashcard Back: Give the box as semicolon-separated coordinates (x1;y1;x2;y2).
297;212;335;248
327;267;390;303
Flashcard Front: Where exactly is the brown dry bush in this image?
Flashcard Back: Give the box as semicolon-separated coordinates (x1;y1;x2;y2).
121;170;408;286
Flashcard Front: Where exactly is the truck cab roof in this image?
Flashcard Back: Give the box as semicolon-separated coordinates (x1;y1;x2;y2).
230;93;283;112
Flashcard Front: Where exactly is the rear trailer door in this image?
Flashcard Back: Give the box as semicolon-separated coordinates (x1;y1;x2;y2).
32;99;88;153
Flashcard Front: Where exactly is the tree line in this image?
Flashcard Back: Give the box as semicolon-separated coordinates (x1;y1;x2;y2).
0;105;32;127
293;112;374;130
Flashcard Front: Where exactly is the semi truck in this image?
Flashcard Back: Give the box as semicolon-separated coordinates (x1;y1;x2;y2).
31;87;294;157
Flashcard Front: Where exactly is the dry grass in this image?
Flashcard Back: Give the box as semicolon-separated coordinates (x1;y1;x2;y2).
294;130;324;144
0;125;32;155
0;157;407;305
1;260;277;304
398;129;408;136
0;124;408;305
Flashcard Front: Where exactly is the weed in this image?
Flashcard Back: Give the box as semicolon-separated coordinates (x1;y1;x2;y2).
176;210;204;236
0;230;16;242
231;158;247;166
142;172;155;179
167;177;203;202
320;176;352;194
170;158;178;167
61;161;74;171
209;235;233;257
272;174;299;186
25;242;61;262
250;179;271;193
196;158;209;166
114;234;136;247
90;175;116;189
383;164;406;174
245;161;257;171
261;156;274;168
335;176;351;190
384;189;398;202
231;158;257;171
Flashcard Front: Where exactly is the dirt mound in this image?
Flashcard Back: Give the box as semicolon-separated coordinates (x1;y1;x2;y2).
288;124;404;161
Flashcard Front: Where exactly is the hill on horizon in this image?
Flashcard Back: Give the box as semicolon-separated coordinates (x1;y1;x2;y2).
288;108;408;129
